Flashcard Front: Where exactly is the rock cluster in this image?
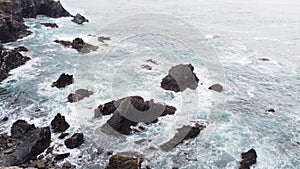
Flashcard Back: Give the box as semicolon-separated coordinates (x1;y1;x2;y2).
54;38;98;53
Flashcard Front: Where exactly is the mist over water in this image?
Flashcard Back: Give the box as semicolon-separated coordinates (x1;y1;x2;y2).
0;0;299;168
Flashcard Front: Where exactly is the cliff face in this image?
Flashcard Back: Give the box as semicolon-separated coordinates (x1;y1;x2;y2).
0;0;71;43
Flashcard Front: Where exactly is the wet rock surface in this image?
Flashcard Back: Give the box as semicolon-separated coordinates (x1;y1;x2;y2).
72;13;89;24
54;38;98;53
161;64;199;92
50;113;70;133
68;89;93;103
160;123;206;151
0;120;51;166
239;149;257;169
208;84;223;92
0;45;30;82
51;73;74;88
105;152;143;169
41;22;58;28
64;133;84;149
95;96;176;135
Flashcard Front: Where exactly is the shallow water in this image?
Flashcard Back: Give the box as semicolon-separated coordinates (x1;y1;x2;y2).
1;0;299;168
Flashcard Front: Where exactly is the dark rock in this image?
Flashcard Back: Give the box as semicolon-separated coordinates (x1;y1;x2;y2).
2;120;51;166
72;13;89;24
141;64;152;70
41;22;58;28
54;38;98;53
54;152;70;161
105;152;143;169
96;147;105;155
267;108;275;113
58;133;69;139
146;59;158;65
161;64;199;92
64;133;84;149
13;46;28;52
239;148;257;169
96;96;176;135
68;89;93;103
63;161;72;168
51;73;74;88
50;113;70;133
98;36;111;43
160;123;206;151
0;48;31;82
259;58;270;61
208;84;223;92
106;151;114;156
2;116;9;121
45;146;53;154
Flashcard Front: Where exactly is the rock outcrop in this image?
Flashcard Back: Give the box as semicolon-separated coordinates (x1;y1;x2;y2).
54;38;98;53
161;64;199;92
105;152;143;169
68;89;93;103
0;46;30;82
160;123;206;151
50;113;70;133
64;133;84;149
239;149;257;169
51;73;74;88
72;13;89;24
95;96;176;135
0;0;71;43
0;120;51;166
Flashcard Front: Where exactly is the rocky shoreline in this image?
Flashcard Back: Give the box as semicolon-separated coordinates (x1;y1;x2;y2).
0;0;257;169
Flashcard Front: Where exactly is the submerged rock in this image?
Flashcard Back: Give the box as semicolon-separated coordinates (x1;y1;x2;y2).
160;123;206;151
51;73;74;88
98;36;111;43
239;148;257;169
41;22;58;28
54;38;98;53
208;84;223;92
13;46;29;52
105;152;143;169
161;64;199;92
259;58;270;61
50;113;70;133
72;13;89;24
68;89;93;103
96;96;176;135
1;120;51;166
64;133;84;149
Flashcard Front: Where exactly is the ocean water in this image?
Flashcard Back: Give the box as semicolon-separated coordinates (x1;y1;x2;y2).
0;0;299;168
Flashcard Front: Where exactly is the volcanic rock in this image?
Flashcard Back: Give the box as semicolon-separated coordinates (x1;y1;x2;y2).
64;133;84;149
105;152;143;169
41;22;58;28
239;148;257;169
54;38;98;53
72;13;89;24
161;64;199;92
68;89;93;103
51;73;74;88
50;113;70;133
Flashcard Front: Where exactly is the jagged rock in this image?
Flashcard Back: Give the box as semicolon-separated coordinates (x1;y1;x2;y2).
239;149;257;169
67;89;93;103
50;113;70;133
0;48;31;82
96;96;176;135
72;13;89;24
54;38;98;53
64;133;84;149
0;0;71;43
105;152;143;169
161;64;199;92
41;22;58;28
51;73;74;88
208;84;223;92
54;152;70;161
266;108;275;113
98;36;111;43
160;123;206;151
1;120;51;166
141;65;152;70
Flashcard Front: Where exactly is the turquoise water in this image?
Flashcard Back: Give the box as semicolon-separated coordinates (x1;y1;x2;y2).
1;0;299;168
